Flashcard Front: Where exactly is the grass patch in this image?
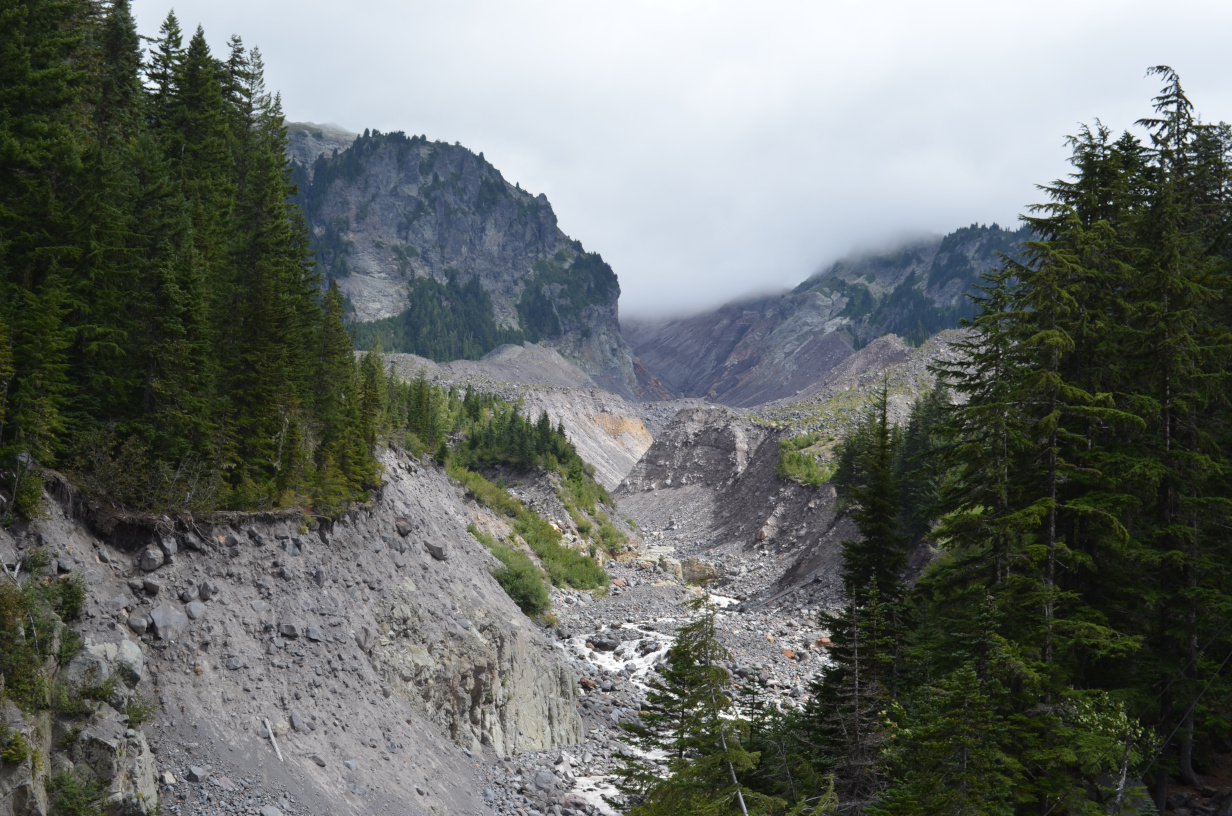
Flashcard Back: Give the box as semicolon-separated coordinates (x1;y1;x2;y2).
1;732;31;763
595;514;628;555
0;562;88;712
124;694;157;728
452;467;608;591
449;462;522;517
513;510;608;590
777;432;835;486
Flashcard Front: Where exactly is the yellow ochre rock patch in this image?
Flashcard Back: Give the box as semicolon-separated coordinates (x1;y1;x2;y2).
587;414;653;457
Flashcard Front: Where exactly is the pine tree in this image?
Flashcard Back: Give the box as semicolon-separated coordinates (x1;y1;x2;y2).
616;596;778;816
841;382;909;604
0;0;91;519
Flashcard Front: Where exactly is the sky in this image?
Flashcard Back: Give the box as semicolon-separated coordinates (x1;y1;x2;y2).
135;0;1232;318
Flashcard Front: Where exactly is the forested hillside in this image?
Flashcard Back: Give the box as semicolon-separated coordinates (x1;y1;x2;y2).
0;1;387;518
620;69;1232;815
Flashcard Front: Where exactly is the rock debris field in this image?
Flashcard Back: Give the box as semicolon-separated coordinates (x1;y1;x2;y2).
4;395;863;816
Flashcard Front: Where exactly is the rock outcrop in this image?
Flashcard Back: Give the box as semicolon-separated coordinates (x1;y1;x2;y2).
626;223;1028;406
288;126;647;397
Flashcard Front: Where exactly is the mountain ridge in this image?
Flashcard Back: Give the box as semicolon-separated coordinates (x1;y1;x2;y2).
286;125;649;398
625;223;1028;406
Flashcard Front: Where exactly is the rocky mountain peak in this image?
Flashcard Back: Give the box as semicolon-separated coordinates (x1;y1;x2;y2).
287;126;647;397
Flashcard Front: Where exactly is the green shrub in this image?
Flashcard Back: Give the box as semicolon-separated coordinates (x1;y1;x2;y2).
467;525;550;616
52;575;86;622
48;770;106;816
52;681;93;719
595;514;627;555
448;464;521;517
514;512;608;590
0;581;55;711
1;732;30;763
57;628;83;667
124;694;157;728
490;551;551;616
78;669;117;706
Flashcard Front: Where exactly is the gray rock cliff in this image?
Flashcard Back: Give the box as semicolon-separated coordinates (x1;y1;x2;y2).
288;126;648;398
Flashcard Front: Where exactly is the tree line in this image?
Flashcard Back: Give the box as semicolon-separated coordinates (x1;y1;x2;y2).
618;68;1232;815
0;0;387;518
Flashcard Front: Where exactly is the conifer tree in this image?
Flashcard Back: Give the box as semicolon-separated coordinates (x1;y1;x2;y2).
615;596;778;816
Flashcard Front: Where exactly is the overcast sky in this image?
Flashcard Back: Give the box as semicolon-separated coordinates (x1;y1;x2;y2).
135;1;1232;318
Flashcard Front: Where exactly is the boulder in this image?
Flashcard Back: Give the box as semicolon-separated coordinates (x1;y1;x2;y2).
197;580;215;601
185;601;206;621
278;623;300;639
149;605;188;641
157;535;177;557
681;556;718;583
179;585;199;603
591;637;619;652
138;547;163;572
127;614;149;635
423;540;447;561
395;517;413;537
70;707;159;813
115;639;144;684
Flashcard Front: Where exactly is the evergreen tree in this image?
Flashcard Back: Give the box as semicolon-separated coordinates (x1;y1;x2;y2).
616;596;779;816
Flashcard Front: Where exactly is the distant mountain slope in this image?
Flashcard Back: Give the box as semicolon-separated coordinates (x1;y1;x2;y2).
285;121;357;168
625;223;1028;406
288;126;650;397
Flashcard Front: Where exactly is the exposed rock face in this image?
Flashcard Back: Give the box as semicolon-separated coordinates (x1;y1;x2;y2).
372;581;583;757
6;447;587;815
285;121;357;169
627;223;1027;406
288;126;645;397
616;408;856;607
625;295;855;406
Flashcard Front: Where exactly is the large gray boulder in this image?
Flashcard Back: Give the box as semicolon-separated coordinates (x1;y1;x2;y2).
137;547;163;572
148;605;188;641
63;637;145;708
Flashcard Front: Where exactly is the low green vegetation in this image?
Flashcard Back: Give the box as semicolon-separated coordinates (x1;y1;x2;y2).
513;508;608;589
775;431;835;486
0;565;87;712
48;769;106;816
467;525;550;616
454;464;607;592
